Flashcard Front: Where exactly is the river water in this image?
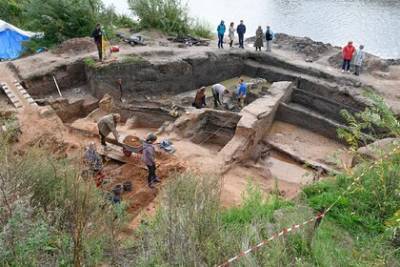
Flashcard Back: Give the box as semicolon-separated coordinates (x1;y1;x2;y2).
103;0;400;59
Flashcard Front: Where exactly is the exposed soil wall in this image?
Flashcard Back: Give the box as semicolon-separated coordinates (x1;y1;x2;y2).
22;62;87;98
85;53;244;99
276;103;348;143
173;109;241;147
117;105;176;128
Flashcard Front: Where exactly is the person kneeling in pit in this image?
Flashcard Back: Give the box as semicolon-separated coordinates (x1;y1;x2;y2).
211;83;230;109
84;142;106;187
192;86;206;109
97;113;121;151
142;133;160;189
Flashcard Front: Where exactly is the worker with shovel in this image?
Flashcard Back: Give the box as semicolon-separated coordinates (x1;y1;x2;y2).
142;133;161;189
97;113;121;151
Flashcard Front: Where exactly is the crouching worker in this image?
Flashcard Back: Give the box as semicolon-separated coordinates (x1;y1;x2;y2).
211;83;230;108
192;86;206;109
84;142;105;187
97;113;120;151
142;133;160;189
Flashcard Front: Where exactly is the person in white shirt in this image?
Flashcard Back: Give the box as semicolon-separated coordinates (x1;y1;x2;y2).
354;45;365;76
211;84;229;108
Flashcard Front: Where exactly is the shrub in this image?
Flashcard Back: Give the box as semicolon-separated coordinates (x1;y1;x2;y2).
128;0;212;38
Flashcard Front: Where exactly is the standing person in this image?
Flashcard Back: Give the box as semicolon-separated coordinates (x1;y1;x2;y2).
92;23;103;61
237;79;247;108
265;25;274;52
217;20;226;49
342;41;356;73
192;86;206;109
142;133;160;189
116;78;124;102
97;113;121;151
228;22;235;48
254;26;264;51
354;45;365;76
211;83;229;108
237;20;246;49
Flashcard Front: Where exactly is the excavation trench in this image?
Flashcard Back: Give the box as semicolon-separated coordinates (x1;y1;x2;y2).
15;52;365;218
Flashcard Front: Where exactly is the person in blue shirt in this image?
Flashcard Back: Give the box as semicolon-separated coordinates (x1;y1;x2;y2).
236;20;246;49
217;20;226;49
237;78;247;108
265;25;274;52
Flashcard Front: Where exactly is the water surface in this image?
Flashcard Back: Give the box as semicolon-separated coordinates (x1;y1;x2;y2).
103;0;400;58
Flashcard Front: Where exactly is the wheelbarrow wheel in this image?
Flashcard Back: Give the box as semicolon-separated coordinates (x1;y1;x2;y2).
122;147;132;157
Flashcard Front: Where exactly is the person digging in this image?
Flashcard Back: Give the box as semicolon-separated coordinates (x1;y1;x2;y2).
97;113;121;152
142;133;161;189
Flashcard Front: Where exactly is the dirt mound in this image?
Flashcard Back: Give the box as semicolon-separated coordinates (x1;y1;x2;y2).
328;51;390;73
274;33;334;60
25;133;78;158
123;135;142;147
54;37;96;55
104;152;186;218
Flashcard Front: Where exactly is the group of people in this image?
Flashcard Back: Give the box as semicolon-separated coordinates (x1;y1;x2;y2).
85;113;160;190
217;20;274;51
341;41;365;76
192;78;248;110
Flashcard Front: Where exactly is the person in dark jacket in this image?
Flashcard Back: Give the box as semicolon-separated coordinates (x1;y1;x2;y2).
254;26;264;51
217;20;226;49
236;20;246;49
142;133;160;188
92;23;103;61
265;26;274;52
192;86;206;109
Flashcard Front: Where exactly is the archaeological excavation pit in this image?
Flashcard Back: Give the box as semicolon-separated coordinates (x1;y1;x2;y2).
5;49;372;205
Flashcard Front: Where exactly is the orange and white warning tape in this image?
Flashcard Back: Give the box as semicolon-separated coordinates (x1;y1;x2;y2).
217;143;400;267
217;212;325;267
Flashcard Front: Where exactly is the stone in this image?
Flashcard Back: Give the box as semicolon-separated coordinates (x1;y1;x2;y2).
353;138;400;166
38;106;56;118
219;81;293;165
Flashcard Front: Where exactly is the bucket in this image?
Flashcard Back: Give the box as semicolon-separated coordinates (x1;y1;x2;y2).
112;184;123;195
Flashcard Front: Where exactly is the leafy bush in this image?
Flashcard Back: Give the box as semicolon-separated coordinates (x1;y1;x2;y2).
0;0;28;26
128;0;212;38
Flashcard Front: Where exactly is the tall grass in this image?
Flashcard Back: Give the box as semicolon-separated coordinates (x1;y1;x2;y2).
0;132;127;266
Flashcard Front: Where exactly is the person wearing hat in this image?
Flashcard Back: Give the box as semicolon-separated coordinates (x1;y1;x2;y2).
192;86;207;109
97;113;121;151
142;133;160;188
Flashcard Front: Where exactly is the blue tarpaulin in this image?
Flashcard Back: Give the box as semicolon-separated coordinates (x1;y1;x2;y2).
0;19;37;60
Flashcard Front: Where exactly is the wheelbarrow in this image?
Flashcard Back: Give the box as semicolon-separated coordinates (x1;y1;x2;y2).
120;135;144;157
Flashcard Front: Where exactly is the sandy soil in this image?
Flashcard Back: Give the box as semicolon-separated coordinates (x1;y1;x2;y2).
268;121;353;169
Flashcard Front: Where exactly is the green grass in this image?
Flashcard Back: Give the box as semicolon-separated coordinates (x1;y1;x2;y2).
84;57;96;67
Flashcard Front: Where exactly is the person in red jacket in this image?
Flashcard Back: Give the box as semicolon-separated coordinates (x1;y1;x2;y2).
342;41;356;73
